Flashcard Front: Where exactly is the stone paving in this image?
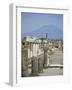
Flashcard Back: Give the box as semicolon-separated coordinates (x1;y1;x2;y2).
49;48;63;65
39;48;63;76
22;48;63;77
39;68;63;76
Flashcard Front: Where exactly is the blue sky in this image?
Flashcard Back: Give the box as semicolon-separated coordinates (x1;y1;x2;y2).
21;12;63;39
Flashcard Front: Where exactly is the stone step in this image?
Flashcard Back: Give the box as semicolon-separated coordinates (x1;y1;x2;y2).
48;64;63;68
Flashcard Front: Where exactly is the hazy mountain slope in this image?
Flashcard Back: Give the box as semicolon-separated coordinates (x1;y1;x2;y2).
22;25;63;40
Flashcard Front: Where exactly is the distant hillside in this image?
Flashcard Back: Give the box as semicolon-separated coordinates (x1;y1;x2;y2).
22;25;63;40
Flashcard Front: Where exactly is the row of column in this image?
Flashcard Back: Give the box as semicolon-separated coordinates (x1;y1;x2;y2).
22;48;49;77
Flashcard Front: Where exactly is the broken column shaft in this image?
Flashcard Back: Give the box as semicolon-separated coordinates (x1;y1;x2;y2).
31;56;38;76
43;46;49;68
21;47;29;77
38;56;43;73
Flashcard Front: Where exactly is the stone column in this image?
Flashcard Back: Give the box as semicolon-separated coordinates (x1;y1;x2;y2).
44;51;48;68
21;47;29;77
38;56;43;73
43;47;49;68
47;54;50;65
31;56;38;76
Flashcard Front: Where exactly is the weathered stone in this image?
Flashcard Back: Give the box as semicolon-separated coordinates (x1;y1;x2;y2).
43;51;49;68
38;57;43;73
31;56;38;76
21;47;29;77
21;64;29;77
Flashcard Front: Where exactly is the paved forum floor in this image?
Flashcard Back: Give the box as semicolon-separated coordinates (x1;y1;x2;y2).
39;48;63;76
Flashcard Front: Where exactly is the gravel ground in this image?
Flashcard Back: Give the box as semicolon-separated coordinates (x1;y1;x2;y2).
49;48;63;65
27;48;63;76
39;68;63;76
39;48;63;76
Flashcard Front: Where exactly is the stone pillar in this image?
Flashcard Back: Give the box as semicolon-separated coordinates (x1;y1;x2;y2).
21;47;29;77
47;54;50;65
43;50;49;68
31;56;38;76
38;57;43;73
